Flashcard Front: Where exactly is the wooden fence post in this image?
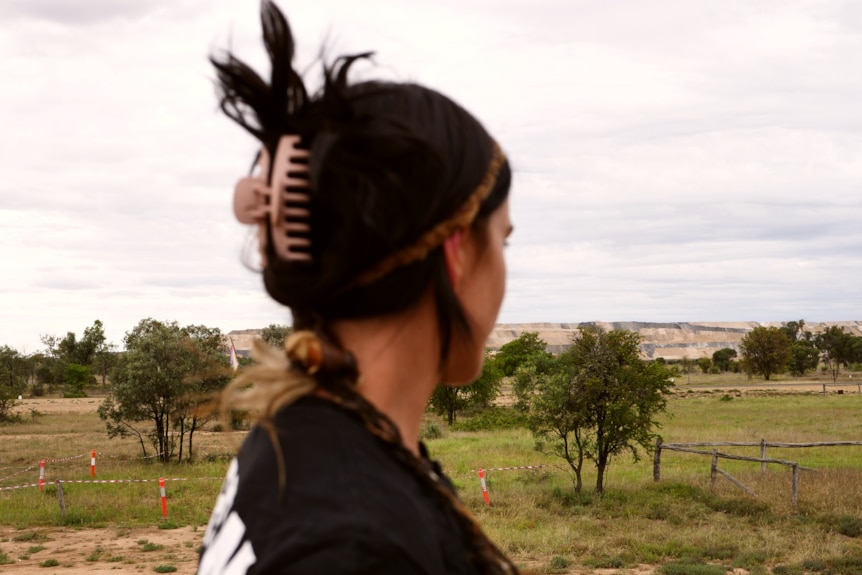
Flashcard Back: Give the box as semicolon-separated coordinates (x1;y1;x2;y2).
653;438;662;482
710;450;718;491
55;480;66;519
760;439;767;473
791;464;799;506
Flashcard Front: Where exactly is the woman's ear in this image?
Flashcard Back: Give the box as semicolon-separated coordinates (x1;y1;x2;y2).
442;230;465;289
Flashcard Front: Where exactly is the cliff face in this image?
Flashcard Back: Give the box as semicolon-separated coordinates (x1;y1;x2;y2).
486;321;862;359
228;321;862;360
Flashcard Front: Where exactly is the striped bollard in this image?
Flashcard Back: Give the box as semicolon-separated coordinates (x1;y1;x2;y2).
90;450;96;478
159;478;168;519
478;468;490;507
39;459;45;491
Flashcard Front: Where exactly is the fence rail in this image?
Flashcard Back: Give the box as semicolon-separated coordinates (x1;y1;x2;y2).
653;438;860;505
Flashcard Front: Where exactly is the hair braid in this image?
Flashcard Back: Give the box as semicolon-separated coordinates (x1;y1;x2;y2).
322;380;520;575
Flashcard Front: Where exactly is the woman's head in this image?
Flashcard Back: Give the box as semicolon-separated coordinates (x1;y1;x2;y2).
211;0;511;372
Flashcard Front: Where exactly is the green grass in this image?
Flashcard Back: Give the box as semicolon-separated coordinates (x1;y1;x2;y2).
4;391;862;573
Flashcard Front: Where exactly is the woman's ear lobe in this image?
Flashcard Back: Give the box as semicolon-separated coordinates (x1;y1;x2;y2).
442;231;464;288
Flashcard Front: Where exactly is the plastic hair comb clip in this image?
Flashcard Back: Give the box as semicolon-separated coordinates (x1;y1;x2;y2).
233;135;312;265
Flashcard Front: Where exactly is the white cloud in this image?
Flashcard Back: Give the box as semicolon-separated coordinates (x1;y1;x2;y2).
1;0;861;352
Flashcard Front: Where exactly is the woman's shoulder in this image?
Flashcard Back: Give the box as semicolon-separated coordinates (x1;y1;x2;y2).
200;397;473;574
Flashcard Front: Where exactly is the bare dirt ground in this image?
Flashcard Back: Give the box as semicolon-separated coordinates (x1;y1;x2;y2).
12;397;103;416
0;525;202;574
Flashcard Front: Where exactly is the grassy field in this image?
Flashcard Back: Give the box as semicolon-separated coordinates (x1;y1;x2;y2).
2;388;862;574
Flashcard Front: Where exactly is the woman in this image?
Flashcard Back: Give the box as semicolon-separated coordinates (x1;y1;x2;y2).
198;2;517;574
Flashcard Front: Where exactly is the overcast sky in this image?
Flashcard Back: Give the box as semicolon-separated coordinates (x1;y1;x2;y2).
2;0;861;353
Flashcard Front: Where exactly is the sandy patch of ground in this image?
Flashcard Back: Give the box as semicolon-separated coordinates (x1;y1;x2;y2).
0;525;203;574
12;398;103;416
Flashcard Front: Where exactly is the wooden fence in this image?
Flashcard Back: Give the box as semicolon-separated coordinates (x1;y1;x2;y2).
653;438;862;504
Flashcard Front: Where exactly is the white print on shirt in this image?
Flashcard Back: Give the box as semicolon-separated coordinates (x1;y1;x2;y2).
198;459;257;575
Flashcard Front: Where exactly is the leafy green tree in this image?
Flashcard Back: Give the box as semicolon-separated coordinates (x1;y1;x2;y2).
429;353;502;424
0;345;27;422
174;324;230;461
564;327;673;493
787;339;820;376
522;361;589;491
815;326;857;383
260;324;292;348
780;319;806;342
739;327;791;381
63;364;90;398
525;327;673;493
712;348;738;372
493;332;552;377
696;358;712;374
84;320;116;387
98;319;230;462
39;320;114;389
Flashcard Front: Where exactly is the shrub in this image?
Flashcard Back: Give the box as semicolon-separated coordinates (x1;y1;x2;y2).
153;566;177;573
772;565;804;575
450;407;527;432
837;515;862;538
659;562;728;575
420;421;443;440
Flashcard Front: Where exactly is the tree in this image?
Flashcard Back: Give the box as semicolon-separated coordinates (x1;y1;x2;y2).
815;326;856;383
525;327;673;493
787;339;820;376
174;324;231;462
429;353;502;424
98;319;230;462
0;345;27;422
739;327;791;381
696;358;712;374
780;319;806;342
85;320;116;386
63;364;90;398
39;320;115;389
260;324;292;348
493;332;553;377
522;362;589;491
712;348;738;372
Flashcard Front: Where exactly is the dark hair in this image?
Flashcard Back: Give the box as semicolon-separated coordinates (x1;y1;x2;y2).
211;3;517;574
211;1;510;365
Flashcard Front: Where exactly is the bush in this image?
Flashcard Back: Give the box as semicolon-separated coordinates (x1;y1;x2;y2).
450;407;527;432
823;514;862;538
420;421;443;440
659;562;728;575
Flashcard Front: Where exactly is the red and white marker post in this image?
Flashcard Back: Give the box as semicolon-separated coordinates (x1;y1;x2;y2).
478;468;490;507
39;459;46;491
90;450;96;478
159;478;168;519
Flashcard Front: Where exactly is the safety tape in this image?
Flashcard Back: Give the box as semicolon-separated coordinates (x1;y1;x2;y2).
0;466;37;482
0;451;168;472
1;477;222;492
469;464;562;473
97;451;167;461
47;453;88;463
0;483;40;492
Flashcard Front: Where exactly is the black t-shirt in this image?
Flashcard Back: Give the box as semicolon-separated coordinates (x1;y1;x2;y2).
197;396;476;574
